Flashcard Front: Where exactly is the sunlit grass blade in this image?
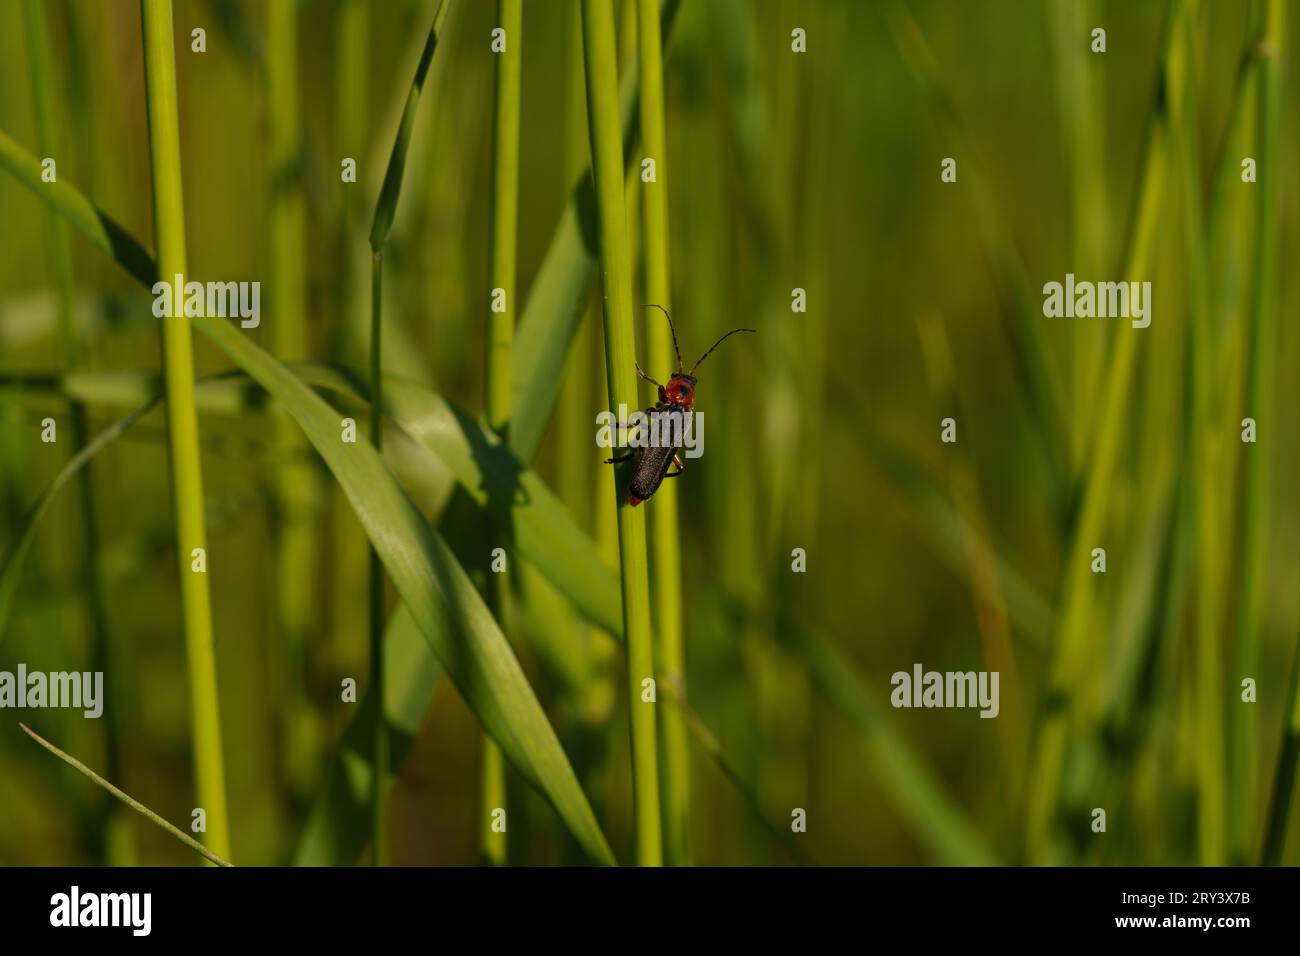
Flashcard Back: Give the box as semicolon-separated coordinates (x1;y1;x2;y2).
139;0;230;862
1025;5;1174;862
266;0;317;709
581;0;662;867
7;356;863;868
365;0;453;866
1168;0;1227;866
636;0;689;867
369;1;451;253
0;129;156;285
0;131;616;865
478;0;522;867
20;723;233;867
0;402;153;640
509;0;681;463
194;315;617;865
1252;0;1288;865
2;363;627;642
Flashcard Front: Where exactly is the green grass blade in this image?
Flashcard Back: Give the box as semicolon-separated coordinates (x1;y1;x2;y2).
367;252;390;865
581;0;662;867
139;0;230;862
1252;0;1289;865
636;0;689;866
1168;0;1226;866
0;128;156;286
364;0;452;865
0;133;616;866
196;324;613;864
20;723;233;867
1025;6;1174;862
0;403;153;640
192;313;615;865
480;0;522;866
369;0;451;252
266;0;317;689
4;363;627;642
509;0;681;463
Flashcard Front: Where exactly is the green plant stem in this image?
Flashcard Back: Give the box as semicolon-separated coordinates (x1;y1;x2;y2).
581;0;662;867
0;113;618;867
1169;0;1226;866
363;0;452;867
1252;0;1288;865
1025;13;1172;861
369;252;389;866
267;0;316;698
20;723;233;867
23;0;123;838
636;0;688;867
139;0;230;864
480;0;521;867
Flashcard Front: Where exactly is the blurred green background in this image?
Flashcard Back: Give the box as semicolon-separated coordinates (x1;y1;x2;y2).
1;0;1298;866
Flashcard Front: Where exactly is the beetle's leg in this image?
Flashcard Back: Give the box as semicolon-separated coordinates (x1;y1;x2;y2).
635;362;664;389
604;451;634;464
663;453;686;477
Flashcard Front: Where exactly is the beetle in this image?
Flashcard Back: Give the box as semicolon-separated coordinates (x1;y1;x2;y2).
604;305;755;506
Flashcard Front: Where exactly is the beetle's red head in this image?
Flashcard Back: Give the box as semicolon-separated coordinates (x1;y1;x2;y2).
659;373;697;409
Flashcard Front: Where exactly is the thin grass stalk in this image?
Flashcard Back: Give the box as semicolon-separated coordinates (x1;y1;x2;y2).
1048;0;1109;471
329;0;370;677
1025;15;1172;860
556;3;618;847
480;0;521;867
138;0;230;862
1198;4;1262;863
636;0;688;868
581;0;662;867
56;0;132;867
367;250;389;864
21;723;233;867
23;1;122;850
267;0;317;709
1168;0;1227;865
364;0;453;864
1252;0;1289;865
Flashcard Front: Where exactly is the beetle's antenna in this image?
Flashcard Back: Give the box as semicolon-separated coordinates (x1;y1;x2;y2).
689;328;756;374
643;303;683;373
635;361;664;389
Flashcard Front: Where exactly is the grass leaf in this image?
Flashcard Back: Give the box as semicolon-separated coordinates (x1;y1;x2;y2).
20;722;233;867
0;133;616;866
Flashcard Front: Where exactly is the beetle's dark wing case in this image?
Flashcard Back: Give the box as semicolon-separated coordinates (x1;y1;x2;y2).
629;442;677;501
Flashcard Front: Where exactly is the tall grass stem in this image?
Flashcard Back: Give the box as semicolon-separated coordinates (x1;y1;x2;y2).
480;0;522;867
636;0;688;867
138;0;230;862
581;0;663;867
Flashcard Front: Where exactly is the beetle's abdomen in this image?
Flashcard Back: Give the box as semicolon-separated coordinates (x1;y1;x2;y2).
629;444;676;502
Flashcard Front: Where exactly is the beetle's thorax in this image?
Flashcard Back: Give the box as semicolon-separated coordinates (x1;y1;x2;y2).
658;373;698;409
